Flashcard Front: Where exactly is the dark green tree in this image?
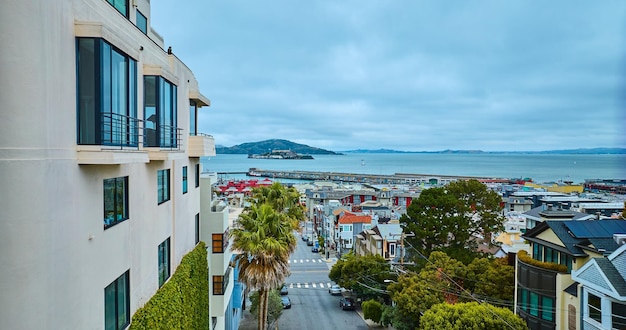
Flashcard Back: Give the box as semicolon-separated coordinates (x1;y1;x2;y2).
419;302;527;330
467;257;515;304
401;179;504;264
328;253;395;301
362;299;383;324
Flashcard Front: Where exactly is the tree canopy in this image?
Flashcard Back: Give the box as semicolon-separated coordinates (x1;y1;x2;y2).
329;253;395;301
419;302;527;330
400;179;504;264
386;251;515;330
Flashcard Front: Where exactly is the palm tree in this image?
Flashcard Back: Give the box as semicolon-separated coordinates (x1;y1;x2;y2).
250;182;305;230
230;202;297;330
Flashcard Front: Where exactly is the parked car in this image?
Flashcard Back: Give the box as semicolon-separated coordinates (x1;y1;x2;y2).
301;235;308;241
311;246;319;253
339;297;355;310
280;284;288;295
281;296;292;309
307;239;314;246
329;284;342;295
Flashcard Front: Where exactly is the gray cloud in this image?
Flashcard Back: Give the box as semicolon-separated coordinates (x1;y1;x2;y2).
153;1;626;151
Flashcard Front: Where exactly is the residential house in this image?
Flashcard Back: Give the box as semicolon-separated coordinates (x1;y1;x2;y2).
517;220;626;330
522;204;595;230
0;0;216;328
355;223;402;261
337;212;372;255
571;236;626;330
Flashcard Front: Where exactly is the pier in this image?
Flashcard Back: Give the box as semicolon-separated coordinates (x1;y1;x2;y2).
243;168;514;185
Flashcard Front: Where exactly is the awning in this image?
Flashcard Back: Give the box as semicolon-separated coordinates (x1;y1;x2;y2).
189;91;210;107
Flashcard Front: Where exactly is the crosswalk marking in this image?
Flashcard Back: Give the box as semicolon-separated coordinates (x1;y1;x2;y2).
288;259;325;264
286;282;334;290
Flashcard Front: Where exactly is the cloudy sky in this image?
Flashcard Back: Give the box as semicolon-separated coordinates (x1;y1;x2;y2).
151;1;626;152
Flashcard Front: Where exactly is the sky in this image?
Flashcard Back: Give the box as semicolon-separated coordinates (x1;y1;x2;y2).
151;1;626;152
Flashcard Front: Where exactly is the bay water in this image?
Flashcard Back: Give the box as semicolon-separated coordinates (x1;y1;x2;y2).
202;153;625;184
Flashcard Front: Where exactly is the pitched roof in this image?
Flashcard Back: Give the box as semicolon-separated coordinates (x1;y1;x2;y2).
524;220;626;256
338;214;372;225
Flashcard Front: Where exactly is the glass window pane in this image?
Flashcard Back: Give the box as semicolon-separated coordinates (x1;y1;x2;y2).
542;296;554;321
589;293;602;323
136;10;147;34
189;100;197;136
116;274;128;329
530;292;539;316
104;178;115;224
613;302;626;329
144;76;157;147
77;38;97;145
104;281;116;330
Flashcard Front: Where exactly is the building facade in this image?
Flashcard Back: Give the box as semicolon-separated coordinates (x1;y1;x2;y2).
0;0;215;328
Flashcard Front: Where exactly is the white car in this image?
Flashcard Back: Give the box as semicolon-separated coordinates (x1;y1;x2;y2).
329;284;343;295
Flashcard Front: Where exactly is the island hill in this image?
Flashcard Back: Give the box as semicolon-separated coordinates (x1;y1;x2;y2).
215;139;341;158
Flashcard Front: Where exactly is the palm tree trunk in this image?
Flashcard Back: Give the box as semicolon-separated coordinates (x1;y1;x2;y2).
257;288;268;330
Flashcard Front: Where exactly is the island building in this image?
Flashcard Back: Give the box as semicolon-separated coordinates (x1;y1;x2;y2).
0;1;244;329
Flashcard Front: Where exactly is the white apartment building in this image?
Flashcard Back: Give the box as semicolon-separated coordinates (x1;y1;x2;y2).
0;1;215;329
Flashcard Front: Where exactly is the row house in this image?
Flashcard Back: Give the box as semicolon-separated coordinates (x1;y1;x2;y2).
1;0;216;329
336;212;372;255
517;219;626;330
355;223;403;261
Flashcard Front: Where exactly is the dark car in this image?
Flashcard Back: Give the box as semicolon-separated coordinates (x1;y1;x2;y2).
311;246;319;253
281;296;292;309
307;239;314;246
339;297;355;310
280;284;288;295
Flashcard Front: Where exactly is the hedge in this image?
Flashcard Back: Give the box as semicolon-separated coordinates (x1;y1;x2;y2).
518;250;568;273
129;242;209;329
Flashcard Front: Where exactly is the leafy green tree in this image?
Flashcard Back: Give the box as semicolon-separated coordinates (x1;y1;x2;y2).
362;299;383;324
467;257;515;304
419;302;527;330
329;253;395;301
249;289;284;326
401;179;504;264
387;252;469;329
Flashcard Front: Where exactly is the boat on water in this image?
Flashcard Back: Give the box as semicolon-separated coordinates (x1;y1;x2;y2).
248;149;314;160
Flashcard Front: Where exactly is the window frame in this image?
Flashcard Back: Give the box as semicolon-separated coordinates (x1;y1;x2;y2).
136;9;147;34
106;0;128;18
104;176;129;229
189;100;198;136
143;76;178;148
158;238;170;287
195;213;200;245
76;38;138;147
157;169;171;204
104;270;130;330
182;166;188;194
195;163;200;188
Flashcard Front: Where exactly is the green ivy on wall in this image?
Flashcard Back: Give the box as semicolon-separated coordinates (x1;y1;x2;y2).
129;242;209;329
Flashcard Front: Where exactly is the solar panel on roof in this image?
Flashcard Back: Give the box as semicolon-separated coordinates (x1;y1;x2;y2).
565;220;626;238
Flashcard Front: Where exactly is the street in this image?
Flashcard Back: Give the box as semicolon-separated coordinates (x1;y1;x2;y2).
275;233;370;330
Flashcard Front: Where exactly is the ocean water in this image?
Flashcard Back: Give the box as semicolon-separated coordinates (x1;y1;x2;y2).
202;153;626;184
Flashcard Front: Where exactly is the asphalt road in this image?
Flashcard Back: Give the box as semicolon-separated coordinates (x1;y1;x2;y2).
275;233;370;330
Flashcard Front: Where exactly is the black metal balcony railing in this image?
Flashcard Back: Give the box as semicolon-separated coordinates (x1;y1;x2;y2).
87;112;182;150
101;112;142;148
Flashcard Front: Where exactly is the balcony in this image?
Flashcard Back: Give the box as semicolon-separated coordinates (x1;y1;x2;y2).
189;133;216;158
77;113;149;164
77;112;186;164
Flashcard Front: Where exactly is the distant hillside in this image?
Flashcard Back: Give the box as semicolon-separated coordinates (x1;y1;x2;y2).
341;147;626;154
216;139;341;155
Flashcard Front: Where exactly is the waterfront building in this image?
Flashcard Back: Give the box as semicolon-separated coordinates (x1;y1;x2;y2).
516;220;626;330
0;0;217;328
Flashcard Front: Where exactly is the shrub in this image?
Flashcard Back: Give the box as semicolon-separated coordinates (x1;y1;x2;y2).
129;242;209;329
362;299;383;324
518;250;568;272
